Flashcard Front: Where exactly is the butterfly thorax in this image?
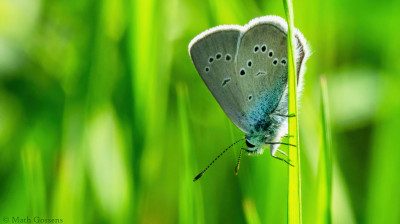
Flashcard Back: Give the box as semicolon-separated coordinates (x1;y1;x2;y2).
244;112;287;153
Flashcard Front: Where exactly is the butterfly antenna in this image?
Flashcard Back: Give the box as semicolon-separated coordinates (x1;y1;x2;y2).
193;138;245;182
234;146;243;175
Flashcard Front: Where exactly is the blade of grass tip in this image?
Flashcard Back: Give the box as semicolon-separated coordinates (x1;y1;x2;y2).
283;0;302;223
243;198;262;224
316;76;333;224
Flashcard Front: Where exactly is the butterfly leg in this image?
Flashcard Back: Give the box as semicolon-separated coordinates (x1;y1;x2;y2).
267;142;296;147
272;155;294;167
270;145;294;166
277;149;293;163
277;149;288;157
270;113;295;123
272;113;296;117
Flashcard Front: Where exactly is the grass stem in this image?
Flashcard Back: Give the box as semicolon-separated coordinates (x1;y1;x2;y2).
316;76;333;224
283;0;302;223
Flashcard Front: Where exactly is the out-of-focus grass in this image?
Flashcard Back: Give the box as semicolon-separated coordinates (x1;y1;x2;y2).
242;198;261;224
1;0;400;223
177;83;194;224
366;73;400;223
316;76;332;224
177;83;204;224
130;0;176;222
21;144;46;216
283;0;302;223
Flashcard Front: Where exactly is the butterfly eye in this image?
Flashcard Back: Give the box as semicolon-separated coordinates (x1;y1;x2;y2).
272;58;278;66
268;50;274;58
247;60;252;67
246;140;255;148
261;44;267;52
216;53;222;60
225;54;232;61
253;45;260;53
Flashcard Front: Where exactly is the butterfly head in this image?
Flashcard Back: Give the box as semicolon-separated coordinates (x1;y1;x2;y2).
244;134;265;153
245;139;256;148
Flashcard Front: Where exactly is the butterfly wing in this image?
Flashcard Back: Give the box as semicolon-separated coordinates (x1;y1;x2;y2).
189;17;309;134
234;16;309;130
189;25;253;132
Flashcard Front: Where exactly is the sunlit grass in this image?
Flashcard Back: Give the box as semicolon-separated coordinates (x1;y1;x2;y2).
283;0;302;223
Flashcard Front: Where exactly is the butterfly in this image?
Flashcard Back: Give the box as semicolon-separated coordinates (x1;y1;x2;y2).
188;16;310;181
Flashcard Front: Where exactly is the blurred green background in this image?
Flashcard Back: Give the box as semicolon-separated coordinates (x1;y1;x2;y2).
1;0;400;223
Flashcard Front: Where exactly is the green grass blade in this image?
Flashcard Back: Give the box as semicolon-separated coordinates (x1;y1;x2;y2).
243;198;262;224
316;76;333;224
21;144;46;216
177;83;194;224
177;83;204;224
283;0;302;223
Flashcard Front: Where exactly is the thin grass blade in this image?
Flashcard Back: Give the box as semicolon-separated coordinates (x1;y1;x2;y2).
283;0;302;223
177;83;205;224
316;76;333;224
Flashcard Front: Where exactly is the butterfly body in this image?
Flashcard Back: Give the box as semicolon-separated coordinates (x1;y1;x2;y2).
189;16;309;161
243;90;289;155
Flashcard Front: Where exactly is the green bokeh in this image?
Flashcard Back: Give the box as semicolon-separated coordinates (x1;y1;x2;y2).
0;0;399;223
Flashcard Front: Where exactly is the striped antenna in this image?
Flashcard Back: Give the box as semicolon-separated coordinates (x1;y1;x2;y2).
193;138;245;182
234;147;243;175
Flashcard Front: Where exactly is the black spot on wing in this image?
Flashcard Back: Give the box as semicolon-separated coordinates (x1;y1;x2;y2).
222;78;231;86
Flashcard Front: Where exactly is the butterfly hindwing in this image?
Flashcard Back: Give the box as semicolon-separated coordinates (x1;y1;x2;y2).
235;20;289;129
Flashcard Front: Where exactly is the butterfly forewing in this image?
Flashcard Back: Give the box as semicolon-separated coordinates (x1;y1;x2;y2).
189;27;252;132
